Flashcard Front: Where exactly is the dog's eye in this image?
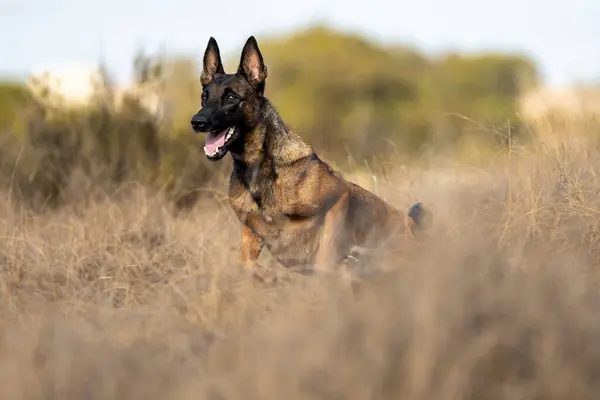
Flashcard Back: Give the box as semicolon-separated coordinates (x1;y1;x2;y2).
201;91;208;107
225;93;237;103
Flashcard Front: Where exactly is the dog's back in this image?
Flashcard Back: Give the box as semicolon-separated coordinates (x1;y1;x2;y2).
344;182;425;254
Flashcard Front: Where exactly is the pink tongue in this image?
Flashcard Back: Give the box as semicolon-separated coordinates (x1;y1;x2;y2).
205;130;227;154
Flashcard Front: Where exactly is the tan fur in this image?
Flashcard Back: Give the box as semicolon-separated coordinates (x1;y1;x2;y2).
227;112;428;281
192;36;431;283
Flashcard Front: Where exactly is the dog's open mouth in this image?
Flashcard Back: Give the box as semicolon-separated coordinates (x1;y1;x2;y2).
203;127;236;160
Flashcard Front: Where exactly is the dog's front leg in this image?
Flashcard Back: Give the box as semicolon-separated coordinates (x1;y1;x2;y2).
315;190;350;274
240;225;277;284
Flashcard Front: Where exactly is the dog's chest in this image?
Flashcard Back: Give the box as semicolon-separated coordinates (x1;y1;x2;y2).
228;177;289;229
228;174;322;256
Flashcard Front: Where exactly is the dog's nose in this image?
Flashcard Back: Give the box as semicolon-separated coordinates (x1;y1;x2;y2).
191;115;207;132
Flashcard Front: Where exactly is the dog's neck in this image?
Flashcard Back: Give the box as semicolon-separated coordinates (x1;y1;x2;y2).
230;98;314;172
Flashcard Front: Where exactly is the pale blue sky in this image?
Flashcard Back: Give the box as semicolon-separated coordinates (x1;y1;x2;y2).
1;0;599;88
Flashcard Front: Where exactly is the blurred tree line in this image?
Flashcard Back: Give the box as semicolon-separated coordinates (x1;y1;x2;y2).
259;27;537;160
0;25;539;211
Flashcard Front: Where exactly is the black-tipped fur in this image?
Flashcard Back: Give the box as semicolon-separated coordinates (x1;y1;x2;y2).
190;36;431;282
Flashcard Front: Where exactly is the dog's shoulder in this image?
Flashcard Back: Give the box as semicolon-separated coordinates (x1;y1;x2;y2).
287;153;349;189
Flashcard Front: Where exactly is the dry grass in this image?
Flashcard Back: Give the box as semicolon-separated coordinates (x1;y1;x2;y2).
2;139;600;399
519;86;600;150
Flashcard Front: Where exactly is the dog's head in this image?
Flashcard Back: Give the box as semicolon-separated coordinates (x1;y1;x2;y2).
190;36;268;161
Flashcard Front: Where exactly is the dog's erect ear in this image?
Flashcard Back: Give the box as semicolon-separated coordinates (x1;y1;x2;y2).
201;37;225;86
237;36;268;93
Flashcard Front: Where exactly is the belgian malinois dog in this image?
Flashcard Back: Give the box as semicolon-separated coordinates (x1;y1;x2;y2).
190;36;431;283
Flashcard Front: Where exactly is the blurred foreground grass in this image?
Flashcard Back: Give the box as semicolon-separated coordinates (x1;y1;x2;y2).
1;138;600;398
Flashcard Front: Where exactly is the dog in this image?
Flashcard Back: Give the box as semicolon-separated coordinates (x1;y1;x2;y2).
190;36;431;283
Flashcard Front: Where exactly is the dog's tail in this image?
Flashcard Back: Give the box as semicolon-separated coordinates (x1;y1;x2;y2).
406;201;433;238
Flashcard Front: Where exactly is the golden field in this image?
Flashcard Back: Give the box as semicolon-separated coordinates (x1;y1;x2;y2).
2;124;600;398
